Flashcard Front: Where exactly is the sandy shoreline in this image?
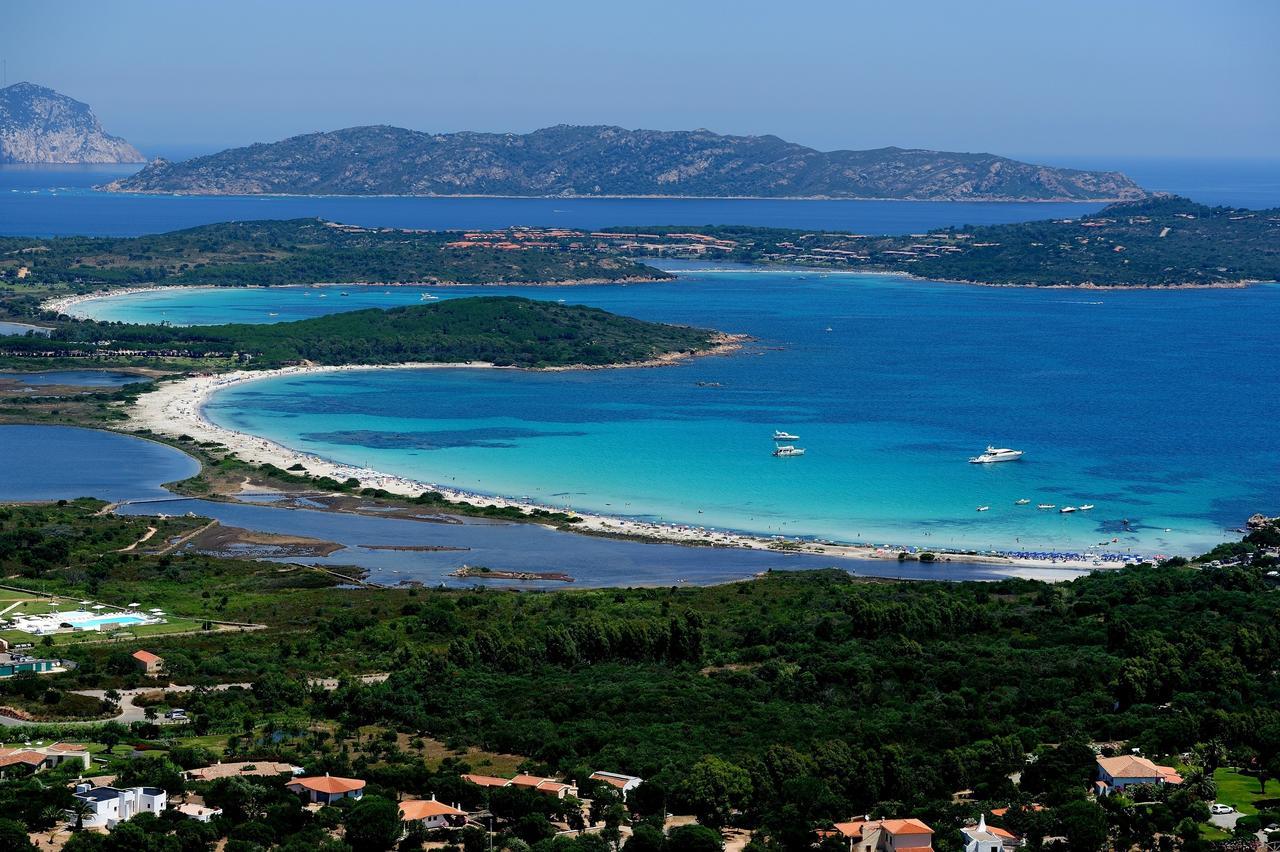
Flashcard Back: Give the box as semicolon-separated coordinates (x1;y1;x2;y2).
123;362;1130;578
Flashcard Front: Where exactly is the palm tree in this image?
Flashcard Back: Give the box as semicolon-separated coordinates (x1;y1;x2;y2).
67;798;95;831
1182;767;1217;802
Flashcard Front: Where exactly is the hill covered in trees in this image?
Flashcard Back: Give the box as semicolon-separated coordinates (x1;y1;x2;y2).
16;297;720;368
102;124;1146;201
604;196;1280;286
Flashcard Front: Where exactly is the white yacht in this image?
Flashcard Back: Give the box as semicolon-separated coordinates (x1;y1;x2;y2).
1078;504;1095;511
772;430;800;441
976;505;990;512
1014;498;1031;505
969;446;1025;464
773;445;805;457
1037;503;1056;510
1059;506;1078;514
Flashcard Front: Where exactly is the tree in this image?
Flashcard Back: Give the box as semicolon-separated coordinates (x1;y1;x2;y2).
0;818;35;850
682;757;751;828
623;824;666;852
68;798;96;831
344;795;403;852
666;825;723;852
1056;800;1108;852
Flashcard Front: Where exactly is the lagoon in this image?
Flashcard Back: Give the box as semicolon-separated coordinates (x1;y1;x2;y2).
76;270;1280;557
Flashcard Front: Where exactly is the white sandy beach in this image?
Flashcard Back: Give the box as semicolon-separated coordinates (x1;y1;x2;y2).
125;364;1112;579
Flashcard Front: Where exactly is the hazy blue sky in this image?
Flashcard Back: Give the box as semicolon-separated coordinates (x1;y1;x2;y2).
5;0;1278;161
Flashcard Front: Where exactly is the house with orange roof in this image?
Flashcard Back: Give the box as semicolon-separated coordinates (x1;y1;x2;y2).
461;773;512;789
589;771;643;800
511;773;579;799
131;649;163;676
286;773;366;804
400;796;468;829
962;816;1021;852
826;817;934;852
0;741;90;772
1095;755;1183;795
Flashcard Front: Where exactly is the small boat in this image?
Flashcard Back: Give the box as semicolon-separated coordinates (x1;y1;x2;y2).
339;291;349;297
772;430;800;441
976;506;990;512
773;445;805;457
267;312;279;316
1014;498;1031;505
1078;504;1095;511
1037;503;1056;510
420;293;439;301
1059;506;1078;514
969;446;1025;464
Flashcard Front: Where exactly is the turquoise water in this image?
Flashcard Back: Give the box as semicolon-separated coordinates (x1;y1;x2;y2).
82;614;147;628
80;271;1280;557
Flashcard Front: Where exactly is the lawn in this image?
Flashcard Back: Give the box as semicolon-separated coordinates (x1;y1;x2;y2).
1215;767;1277;815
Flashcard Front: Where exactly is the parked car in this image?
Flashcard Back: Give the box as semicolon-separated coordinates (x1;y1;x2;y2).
1210;803;1234;814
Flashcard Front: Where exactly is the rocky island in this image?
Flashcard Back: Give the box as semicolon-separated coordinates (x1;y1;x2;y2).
0;82;144;163
102;124;1146;201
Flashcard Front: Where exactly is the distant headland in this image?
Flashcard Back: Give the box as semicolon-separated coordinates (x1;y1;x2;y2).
103;124;1146;201
0;82;144;164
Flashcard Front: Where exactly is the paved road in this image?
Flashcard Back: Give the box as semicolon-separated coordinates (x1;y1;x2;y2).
0;673;388;727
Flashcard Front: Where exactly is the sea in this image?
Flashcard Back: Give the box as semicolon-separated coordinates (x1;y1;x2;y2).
6;158;1280;563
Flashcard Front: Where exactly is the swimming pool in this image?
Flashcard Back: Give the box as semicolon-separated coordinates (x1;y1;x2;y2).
80;614;148;629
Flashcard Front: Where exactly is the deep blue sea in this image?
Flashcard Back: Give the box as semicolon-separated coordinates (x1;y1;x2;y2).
76;269;1280;557
4;157;1278;238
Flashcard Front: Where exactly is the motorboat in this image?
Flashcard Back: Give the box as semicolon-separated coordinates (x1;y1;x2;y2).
772;430;800;441
1037;503;1056;510
969;446;1025;464
1078;504;1095;511
976;506;990;512
1059;506;1078;514
773;445;805;457
1015;498;1031;505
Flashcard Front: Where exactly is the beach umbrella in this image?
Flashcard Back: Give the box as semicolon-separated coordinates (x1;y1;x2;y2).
128;602;140;607
91;604;106;610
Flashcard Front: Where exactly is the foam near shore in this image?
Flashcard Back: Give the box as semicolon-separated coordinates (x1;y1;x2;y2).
126;364;1112;578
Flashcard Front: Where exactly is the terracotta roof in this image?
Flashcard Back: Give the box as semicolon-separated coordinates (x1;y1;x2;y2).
1155;765;1183;784
1097;755;1165;779
462;773;511;788
832;821;870;839
0;750;45;767
46;742;88;752
990;826;1018;840
879;818;933;836
401;799;466;821
187;761;299;781
132;650;162;664
510;773;547;787
592;775;632;789
289;775;365;794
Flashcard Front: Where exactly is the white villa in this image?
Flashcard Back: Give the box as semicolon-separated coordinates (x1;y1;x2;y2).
72;785;167;829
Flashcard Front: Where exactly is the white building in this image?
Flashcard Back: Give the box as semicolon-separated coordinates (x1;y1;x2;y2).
399;796;467;829
72;785;167;828
589;771;644;800
961;816;1020;852
175;803;222;822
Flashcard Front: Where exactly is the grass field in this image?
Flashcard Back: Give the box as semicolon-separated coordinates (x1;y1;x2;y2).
1215;767;1277;815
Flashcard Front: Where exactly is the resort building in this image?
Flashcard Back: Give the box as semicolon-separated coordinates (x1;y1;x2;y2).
462;772;579;799
8;609;159;636
71;785;167;829
961;816;1020;852
0;651;62;678
184;760;303;782
589;771;644;800
400;797;468;829
827;818;935;852
132;650;164;676
0;742;91;773
1094;755;1183;795
287;774;366;804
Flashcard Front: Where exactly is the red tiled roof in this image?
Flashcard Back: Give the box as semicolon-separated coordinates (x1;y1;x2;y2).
132;650;162;664
400;799;466;820
290;775;365;794
880;818;933;836
462;773;511;788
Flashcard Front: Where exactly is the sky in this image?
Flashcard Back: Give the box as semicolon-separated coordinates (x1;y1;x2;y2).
4;0;1278;162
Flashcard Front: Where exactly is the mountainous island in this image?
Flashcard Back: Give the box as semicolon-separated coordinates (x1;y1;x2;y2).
103;124;1146;201
0;82;144;163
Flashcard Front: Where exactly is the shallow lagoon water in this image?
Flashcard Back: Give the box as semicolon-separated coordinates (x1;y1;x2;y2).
0;424;1067;586
0;370;146;388
79;271;1280;557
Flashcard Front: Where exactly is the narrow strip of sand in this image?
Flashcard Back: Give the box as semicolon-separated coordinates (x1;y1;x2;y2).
126;362;1114;579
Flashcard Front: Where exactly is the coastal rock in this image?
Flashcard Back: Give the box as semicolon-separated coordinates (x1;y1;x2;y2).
0;82;144;164
1246;512;1279;530
104;124;1145;201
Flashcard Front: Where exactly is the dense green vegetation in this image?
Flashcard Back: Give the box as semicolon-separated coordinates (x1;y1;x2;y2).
608;196;1280;286
0;218;667;293
2;296;719;368
2;499;1278;850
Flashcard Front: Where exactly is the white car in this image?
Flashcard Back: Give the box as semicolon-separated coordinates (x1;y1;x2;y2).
1210;804;1234;815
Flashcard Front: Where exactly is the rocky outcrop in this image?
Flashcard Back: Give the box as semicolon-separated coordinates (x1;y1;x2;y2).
105;124;1146;201
0;82;144;163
